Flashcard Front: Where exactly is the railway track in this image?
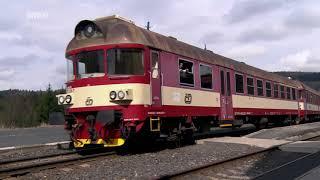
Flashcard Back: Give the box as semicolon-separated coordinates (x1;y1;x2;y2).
254;151;320;179
160;135;320;179
0;149;116;179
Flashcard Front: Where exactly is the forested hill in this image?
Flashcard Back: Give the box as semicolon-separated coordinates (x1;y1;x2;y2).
0;85;65;128
274;72;320;91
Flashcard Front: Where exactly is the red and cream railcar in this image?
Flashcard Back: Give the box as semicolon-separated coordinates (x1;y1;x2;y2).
57;15;320;148
298;84;320;120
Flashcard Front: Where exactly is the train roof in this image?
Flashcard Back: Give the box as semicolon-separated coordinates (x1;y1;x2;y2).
67;15;303;88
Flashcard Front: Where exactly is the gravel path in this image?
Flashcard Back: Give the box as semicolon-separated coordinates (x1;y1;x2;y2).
21;142;263;179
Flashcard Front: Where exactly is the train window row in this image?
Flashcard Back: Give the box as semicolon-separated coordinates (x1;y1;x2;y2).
306;91;320;104
235;74;297;101
177;59;300;101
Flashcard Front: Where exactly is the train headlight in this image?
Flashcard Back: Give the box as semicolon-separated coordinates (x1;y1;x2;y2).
58;96;65;104
84;24;95;38
65;95;72;104
118;90;125;100
109;91;117;100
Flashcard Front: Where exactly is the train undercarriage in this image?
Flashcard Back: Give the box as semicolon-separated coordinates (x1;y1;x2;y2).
64;109;320;150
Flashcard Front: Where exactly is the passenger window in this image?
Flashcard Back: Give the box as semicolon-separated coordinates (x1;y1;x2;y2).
287;87;291;100
266;82;272;97
226;72;231;96
298;90;302;99
235;74;244;93
257;80;264;96
220;71;225;95
247;77;254;95
179;59;194;86
274;84;279;98
280;85;285;99
200;64;212;89
151;52;159;79
292;88;296;100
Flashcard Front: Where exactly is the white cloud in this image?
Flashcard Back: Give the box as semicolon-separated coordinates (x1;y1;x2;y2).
0;0;320;90
0;69;15;80
280;50;320;71
0;32;22;41
225;0;285;23
225;44;267;61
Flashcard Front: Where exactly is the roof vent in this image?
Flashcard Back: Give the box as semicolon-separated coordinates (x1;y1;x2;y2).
95;15;135;24
168;36;177;40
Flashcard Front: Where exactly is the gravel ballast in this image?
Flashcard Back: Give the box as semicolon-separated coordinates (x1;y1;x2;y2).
0;143;72;164
21;142;263;179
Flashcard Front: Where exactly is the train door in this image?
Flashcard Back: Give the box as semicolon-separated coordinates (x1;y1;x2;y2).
219;68;234;125
150;50;162;107
298;90;305;119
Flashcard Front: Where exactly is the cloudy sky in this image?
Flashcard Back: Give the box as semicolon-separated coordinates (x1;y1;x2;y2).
1;0;320;90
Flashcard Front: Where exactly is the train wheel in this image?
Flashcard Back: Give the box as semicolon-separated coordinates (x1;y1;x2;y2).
184;130;195;145
294;117;300;125
167;133;181;149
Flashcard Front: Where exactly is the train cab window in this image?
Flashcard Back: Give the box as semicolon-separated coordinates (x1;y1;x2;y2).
200;64;212;89
292;88;296;100
257;80;264;96
280;85;285;99
107;49;144;75
247;77;254;95
266;82;272;97
179;59;194;86
66;55;75;81
76;50;104;78
274;84;279;98
235;74;244;93
286;87;291;100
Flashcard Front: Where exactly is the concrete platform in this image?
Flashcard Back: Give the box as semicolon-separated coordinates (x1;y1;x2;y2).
245;122;320;140
280;141;320;153
198;137;291;148
0;126;69;148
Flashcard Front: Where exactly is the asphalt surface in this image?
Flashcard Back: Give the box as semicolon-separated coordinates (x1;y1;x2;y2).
0;126;69;148
0;124;255;149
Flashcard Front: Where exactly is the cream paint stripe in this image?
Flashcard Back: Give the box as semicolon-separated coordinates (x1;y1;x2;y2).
299;102;305;110
299;102;320;111
306;103;320;111
232;94;298;110
162;86;220;107
70;83;151;108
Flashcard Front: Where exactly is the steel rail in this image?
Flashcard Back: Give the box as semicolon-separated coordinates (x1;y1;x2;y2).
159;135;320;179
0;151;116;178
